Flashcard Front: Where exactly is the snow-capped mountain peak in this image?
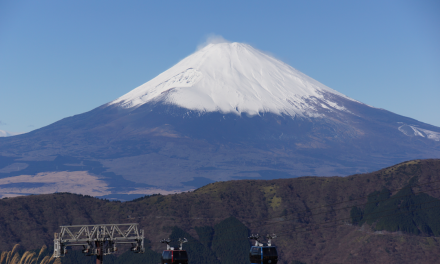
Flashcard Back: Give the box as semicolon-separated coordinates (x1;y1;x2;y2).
110;42;357;117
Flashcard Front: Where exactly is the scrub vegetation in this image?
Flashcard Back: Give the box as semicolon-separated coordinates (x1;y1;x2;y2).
0;245;60;264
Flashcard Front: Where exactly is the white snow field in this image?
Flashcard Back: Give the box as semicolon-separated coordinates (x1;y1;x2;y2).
398;124;440;141
111;42;358;118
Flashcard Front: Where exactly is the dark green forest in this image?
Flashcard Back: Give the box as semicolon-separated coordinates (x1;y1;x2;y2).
350;177;440;235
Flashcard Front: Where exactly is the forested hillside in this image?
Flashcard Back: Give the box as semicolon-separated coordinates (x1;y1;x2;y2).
0;159;439;263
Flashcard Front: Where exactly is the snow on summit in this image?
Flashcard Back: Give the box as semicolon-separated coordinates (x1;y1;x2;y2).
111;42;357;117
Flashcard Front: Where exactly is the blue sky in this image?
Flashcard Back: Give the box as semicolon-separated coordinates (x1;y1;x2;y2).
1;0;439;133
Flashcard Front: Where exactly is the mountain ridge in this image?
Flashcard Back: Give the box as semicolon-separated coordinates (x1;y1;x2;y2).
0;159;439;264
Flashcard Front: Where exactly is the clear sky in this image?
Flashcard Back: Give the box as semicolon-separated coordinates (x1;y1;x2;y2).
1;0;439;133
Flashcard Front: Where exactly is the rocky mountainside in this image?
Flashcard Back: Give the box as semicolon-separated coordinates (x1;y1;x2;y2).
0;159;439;263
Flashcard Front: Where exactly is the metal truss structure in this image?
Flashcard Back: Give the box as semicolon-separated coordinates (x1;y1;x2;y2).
266;234;277;246
249;233;277;246
54;223;144;264
161;237;188;250
249;234;262;246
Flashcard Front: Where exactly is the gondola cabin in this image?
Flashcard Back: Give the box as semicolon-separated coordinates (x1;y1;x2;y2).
161;250;188;264
249;246;278;264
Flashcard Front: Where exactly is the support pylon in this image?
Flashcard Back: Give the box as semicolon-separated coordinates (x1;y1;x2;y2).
96;241;103;264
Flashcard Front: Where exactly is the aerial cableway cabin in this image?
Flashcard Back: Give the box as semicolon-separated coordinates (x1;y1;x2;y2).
250;246;278;264
161;250;188;264
249;234;278;264
160;238;189;264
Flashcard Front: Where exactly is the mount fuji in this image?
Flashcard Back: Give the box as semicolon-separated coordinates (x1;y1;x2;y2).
1;42;439;199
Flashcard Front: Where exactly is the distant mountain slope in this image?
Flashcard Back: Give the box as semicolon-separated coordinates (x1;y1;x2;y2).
0;159;439;264
0;42;439;196
0;130;20;137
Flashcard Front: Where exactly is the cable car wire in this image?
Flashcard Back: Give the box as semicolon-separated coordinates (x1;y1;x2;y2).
250;178;440;224
254;185;440;230
276;195;440;235
286;203;440;236
160;198;440;245
155;197;440;264
136;179;440;227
